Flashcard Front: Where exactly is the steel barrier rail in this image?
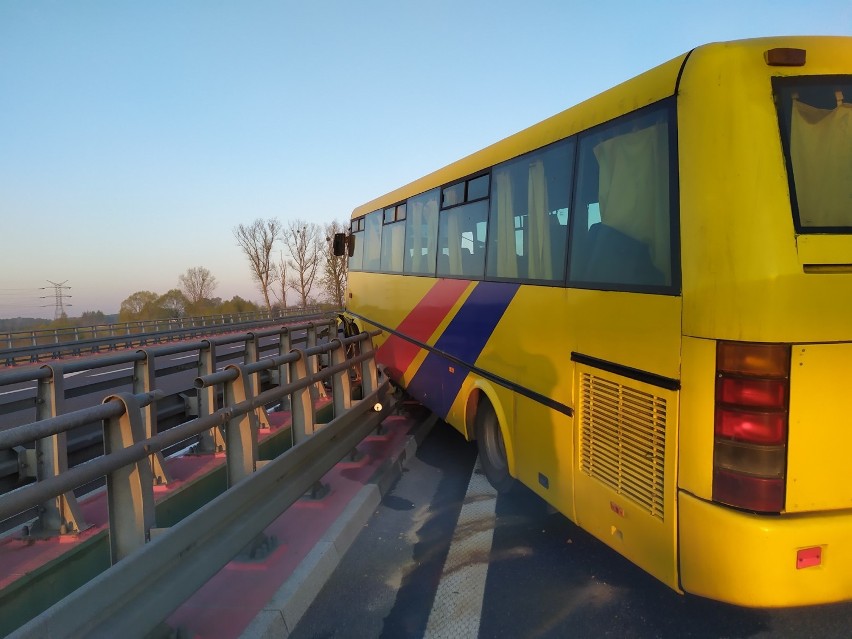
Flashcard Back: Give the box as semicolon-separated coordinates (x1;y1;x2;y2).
0;317;338;536
1;309;335;366
5;331;390;639
0;306;325;351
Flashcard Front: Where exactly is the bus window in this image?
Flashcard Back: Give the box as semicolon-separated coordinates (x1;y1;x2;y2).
773;76;852;232
404;189;440;275
362;209;383;272
486;139;574;282
569;104;674;289
348;216;365;271
437;200;489;279
381;203;406;273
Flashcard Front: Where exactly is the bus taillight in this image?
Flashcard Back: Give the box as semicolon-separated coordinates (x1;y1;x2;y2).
713;341;791;513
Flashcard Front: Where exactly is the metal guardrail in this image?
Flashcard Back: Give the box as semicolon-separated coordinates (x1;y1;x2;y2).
2;306;322;349
0;314;338;535
1;306;328;366
2;328;391;638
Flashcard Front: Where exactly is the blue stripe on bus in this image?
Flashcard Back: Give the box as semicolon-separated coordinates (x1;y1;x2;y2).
406;281;520;419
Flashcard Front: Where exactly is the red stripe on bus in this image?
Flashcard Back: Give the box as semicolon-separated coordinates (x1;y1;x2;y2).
377;279;470;378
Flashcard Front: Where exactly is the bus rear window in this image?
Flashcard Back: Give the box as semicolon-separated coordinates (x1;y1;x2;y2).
774;76;852;233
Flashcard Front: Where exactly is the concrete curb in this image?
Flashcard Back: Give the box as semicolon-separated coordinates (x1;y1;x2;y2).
241;413;438;639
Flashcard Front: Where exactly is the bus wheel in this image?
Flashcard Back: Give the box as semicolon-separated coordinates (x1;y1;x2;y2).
476;402;516;494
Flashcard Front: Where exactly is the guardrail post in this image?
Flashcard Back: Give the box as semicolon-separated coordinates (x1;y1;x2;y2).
103;392;156;564
360;334;378;396
33;363;86;536
273;327;291;389
134;350;171;485
242;333;271;430
330;339;352;417
306;322;327;400
244;332;259;396
198;340;225;452
288;350;315;445
223;364;258;486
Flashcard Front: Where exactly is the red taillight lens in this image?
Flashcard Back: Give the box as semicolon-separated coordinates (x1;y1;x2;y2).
717;377;787;409
715;408;786;444
713;469;786;512
713;341;790;513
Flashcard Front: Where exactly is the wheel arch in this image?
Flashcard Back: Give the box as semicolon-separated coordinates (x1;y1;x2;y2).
464;378;517;477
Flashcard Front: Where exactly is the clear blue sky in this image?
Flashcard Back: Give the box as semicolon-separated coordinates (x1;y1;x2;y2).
1;1;849;318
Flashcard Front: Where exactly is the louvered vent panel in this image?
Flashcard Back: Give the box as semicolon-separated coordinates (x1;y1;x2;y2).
580;372;667;520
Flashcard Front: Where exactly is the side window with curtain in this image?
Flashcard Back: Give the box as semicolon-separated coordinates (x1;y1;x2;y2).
486;139;573;282
380;203;406;273
404;188;440;275
437;175;490;279
362;209;383;272
568;103;674;290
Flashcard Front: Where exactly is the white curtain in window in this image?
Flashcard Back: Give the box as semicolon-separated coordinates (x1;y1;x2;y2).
527;160;551;280
594;121;670;279
493;169;518;278
791;99;852;227
408;199;424;272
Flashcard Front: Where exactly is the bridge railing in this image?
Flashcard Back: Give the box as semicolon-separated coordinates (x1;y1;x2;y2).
0;306;329;366
0;316;338;534
1;329;392;639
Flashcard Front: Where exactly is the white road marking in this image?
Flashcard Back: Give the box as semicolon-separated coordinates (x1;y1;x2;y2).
87;366;134;378
0;386;33;397
169;354;198;361
63;370;90;378
424;457;497;639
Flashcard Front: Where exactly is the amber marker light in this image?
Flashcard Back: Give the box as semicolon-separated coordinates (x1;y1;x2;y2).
764;48;806;66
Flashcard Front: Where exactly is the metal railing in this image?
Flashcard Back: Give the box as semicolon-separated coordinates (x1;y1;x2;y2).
1;328;392;638
0;315;338;534
0;306;326;366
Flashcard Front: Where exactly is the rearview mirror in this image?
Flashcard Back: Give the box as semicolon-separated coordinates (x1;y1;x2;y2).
332;233;347;257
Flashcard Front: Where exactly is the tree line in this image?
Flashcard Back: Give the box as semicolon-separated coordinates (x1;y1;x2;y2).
117;217;348;322
233;218;347;311
0;218;349;331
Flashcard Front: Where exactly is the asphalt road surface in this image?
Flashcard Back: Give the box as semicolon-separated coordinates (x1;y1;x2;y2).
290;422;852;639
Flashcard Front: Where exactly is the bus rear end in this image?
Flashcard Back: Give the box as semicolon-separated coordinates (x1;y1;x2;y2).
676;37;852;606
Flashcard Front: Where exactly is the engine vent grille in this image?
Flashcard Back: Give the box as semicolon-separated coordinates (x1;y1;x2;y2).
580;372;667;520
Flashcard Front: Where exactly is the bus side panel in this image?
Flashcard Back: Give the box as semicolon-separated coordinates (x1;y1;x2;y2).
513;396;576;522
677;336;716;501
572;363;680;592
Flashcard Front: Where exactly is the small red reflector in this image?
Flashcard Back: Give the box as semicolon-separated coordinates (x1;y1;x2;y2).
765;48;806;67
797;546;822;569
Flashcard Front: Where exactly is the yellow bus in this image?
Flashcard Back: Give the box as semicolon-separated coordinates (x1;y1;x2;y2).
335;36;852;607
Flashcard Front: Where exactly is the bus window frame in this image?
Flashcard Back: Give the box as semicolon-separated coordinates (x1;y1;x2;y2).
483;137;576;287
772;74;852;235
565;98;681;296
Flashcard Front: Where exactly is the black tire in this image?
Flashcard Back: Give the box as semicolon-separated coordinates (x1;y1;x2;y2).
475;401;517;494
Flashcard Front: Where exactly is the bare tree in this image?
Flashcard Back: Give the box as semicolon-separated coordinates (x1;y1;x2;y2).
233;218;282;311
282;219;322;308
178;266;217;304
271;251;289;309
320;220;348;308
